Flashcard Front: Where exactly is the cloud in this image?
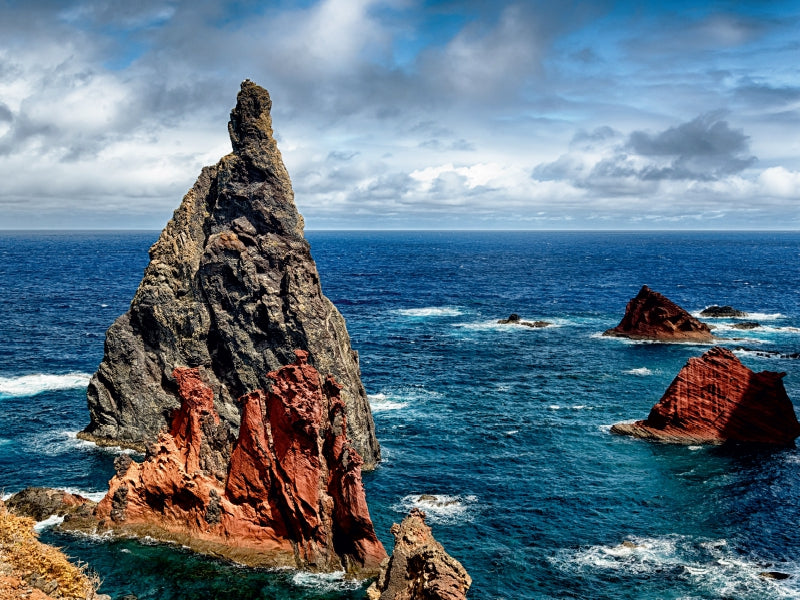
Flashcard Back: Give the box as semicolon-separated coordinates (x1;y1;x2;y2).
0;1;798;229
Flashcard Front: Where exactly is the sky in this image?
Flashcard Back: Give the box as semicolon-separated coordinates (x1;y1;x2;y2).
0;0;798;230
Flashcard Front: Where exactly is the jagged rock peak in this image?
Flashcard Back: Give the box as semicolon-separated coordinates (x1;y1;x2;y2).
603;285;713;342
366;508;472;600
611;346;800;446
80;79;380;470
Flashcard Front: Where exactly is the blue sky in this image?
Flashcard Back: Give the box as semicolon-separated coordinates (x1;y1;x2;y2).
0;0;798;229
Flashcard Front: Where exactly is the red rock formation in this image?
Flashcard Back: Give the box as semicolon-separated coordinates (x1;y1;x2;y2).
611;346;800;445
95;351;386;574
603;285;713;342
366;508;471;600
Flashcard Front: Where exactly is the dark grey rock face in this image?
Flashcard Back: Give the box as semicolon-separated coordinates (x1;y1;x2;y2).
80;81;380;469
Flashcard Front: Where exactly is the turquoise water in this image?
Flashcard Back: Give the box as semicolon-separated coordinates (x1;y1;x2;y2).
1;231;800;599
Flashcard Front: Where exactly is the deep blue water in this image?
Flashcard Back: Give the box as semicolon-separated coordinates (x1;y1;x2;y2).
1;230;800;600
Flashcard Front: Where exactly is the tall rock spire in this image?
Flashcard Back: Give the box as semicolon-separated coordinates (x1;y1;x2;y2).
81;80;380;469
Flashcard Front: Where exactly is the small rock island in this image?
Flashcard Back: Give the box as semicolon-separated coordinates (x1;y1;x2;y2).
611;346;800;446
603;285;713;342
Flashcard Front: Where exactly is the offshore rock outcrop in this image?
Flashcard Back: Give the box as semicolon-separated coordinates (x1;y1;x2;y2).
603;285;713;342
80;80;379;469
94;352;386;574
700;305;747;318
366;509;471;600
611;347;800;446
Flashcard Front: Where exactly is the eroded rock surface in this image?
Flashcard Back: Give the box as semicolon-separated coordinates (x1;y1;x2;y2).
603;285;713;342
611;346;800;446
700;305;747;318
366;509;471;600
81;80;379;469
94;352;386;574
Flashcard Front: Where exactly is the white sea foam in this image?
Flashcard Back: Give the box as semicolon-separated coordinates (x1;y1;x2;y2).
291;571;363;591
62;431;142;456
548;405;591;411
693;310;784;321
61;488;108;503
0;373;91;397
33;515;65;532
553;535;800;598
624;367;653;376
394;494;479;525
367;393;409;412
455;317;565;332
396;307;463;317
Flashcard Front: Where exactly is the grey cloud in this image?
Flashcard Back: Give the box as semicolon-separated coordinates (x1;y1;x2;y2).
628;111;748;157
327;151;360;162
0;103;12;122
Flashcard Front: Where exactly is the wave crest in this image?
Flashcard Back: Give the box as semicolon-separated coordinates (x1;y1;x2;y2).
396;307;463;317
394;493;479;525
0;373;91;397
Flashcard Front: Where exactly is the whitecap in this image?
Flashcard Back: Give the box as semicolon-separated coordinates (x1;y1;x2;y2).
367;393;409;412
624;367;653;376
62;431;142;456
33;515;65;532
548;405;561;410
394;494;479;525
396;307;463;317
505;430;519;436
61;488;108;503
291;571;362;591
552;535;800;598
0;373;91;397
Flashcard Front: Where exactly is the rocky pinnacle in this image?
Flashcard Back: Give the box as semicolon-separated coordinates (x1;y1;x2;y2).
80;80;380;469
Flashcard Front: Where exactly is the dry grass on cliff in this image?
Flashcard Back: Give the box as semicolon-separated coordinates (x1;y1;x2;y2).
0;501;98;599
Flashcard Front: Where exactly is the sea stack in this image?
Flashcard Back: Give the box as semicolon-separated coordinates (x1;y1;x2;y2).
80;80;379;470
603;285;713;342
94;352;387;574
611;347;800;446
366;509;471;600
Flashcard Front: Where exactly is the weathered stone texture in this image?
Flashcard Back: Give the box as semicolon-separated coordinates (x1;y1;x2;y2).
81;80;379;469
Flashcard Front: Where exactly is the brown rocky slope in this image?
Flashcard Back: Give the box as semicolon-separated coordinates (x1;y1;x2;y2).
93;350;386;574
603;285;713;342
80;80;379;469
611;346;800;445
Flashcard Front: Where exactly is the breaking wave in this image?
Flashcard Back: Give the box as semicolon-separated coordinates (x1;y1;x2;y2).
394;494;479;525
291;571;363;591
624;367;653;376
367;393;409;412
0;373;91;398
396;307;463;317
553;535;800;599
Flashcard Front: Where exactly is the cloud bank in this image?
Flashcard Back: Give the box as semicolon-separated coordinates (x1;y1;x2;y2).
0;0;798;229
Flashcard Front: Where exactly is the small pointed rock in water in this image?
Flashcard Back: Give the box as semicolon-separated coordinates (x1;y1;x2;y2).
603;285;713;342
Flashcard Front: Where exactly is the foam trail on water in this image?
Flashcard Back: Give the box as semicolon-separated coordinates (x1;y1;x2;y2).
291;571;362;591
396;307;463;317
367;393;409;412
33;515;65;532
394;494;479;525
0;373;91;397
625;367;653;376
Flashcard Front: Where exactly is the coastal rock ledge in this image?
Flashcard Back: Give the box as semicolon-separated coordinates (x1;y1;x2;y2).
95;351;386;574
79;80;379;470
611;347;800;446
603;285;713;342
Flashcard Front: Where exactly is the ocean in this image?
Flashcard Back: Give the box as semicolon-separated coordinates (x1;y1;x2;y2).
1;230;800;600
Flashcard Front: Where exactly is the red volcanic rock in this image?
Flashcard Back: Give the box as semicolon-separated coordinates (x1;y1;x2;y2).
366;508;471;600
95;352;386;574
611;346;800;446
604;285;713;342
